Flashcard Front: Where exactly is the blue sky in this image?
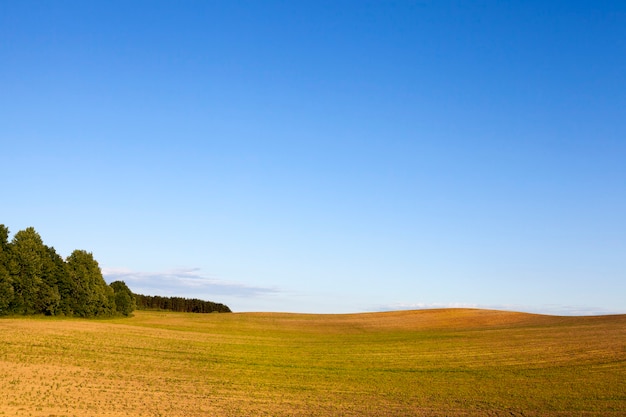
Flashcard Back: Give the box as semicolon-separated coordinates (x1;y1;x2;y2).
1;1;624;314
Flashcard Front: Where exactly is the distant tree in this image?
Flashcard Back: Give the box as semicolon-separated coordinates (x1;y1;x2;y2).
66;250;115;317
35;246;66;316
44;246;74;316
0;225;8;254
0;225;14;314
133;293;231;313
7;227;48;314
0;259;12;314
110;280;136;316
34;280;61;316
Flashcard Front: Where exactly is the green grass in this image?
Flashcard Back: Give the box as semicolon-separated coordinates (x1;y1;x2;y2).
1;309;625;416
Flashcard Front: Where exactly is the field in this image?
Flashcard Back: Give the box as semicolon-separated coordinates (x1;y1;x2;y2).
1;309;625;416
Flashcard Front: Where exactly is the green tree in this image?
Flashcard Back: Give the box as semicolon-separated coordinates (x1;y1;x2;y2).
66;250;115;317
7;227;47;314
110;280;136;316
35;246;66;315
47;246;75;316
0;225;14;314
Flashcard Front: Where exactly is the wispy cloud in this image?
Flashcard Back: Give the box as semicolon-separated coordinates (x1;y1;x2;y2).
372;302;621;316
102;267;280;298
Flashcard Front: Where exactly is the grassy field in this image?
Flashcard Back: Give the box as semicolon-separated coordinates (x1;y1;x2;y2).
0;309;625;416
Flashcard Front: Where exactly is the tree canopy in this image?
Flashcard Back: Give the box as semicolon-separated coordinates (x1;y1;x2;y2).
0;224;230;317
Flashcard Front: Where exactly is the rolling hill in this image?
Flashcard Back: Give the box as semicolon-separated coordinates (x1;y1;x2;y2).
1;308;624;416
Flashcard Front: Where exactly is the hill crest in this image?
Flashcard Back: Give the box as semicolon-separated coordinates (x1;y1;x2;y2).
231;308;626;333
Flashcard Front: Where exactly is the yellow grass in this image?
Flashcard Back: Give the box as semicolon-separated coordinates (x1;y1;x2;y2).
1;309;625;416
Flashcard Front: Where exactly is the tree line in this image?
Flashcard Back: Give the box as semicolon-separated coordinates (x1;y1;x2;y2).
0;225;230;317
134;294;231;313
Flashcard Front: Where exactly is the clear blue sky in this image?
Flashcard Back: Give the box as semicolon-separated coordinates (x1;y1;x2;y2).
2;1;624;314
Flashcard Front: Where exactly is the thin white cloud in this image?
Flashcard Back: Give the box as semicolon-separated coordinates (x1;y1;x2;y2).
102;267;280;298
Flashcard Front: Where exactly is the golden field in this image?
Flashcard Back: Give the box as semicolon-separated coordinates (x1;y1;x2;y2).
1;309;625;416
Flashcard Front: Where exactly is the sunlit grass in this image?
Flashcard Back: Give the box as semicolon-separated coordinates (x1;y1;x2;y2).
1;309;625;416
